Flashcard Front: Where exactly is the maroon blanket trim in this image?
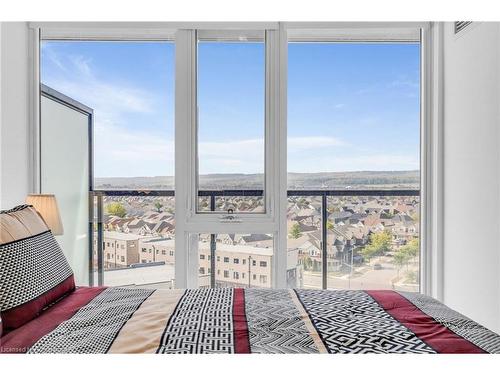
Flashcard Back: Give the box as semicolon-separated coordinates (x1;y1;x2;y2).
366;290;485;354
1;275;76;332
0;286;105;354
233;288;250;354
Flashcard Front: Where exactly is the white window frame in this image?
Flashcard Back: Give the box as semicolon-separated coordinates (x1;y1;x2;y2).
180;28;281;224
28;21;442;297
283;22;442;298
175;26;286;288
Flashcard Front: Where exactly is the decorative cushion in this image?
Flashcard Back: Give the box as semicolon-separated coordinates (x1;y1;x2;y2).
0;205;75;334
0;204;49;244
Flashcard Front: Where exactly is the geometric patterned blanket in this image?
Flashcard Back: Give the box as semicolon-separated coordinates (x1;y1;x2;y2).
2;288;500;354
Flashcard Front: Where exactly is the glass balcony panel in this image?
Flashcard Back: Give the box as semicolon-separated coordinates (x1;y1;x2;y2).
96;195;175;289
286;196;323;289
199;233;273;288
326;195;420;291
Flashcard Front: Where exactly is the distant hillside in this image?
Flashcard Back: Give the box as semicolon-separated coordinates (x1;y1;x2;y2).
287;170;419;189
95;170;419;190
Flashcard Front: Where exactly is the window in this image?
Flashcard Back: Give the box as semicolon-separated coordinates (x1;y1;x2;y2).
287;40;421;291
41;40;176;288
42;41;175;190
40;25;427;291
196;31;266;213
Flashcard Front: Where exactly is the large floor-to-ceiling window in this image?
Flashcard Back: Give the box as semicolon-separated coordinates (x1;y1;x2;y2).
37;24;426;291
287;40;421;291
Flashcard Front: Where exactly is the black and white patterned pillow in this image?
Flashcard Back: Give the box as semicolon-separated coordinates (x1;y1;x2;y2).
0;230;75;332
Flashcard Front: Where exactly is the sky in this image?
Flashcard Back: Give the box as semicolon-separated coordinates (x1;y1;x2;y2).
41;40;420;179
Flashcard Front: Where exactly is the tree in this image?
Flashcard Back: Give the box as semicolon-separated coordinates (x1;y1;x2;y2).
393;251;409;277
290;222;302;239
361;230;392;264
302;255;312;271
400;238;419;259
361;245;378;264
154;201;164;213
106;202;126;218
327;220;334;231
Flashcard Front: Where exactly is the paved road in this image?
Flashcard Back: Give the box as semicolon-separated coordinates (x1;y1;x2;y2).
302;258;419;292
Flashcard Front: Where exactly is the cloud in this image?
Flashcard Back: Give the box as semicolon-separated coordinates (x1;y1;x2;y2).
43;48;155;117
93;123;174;177
389;79;419;90
288;136;346;151
199;136;344;158
42;46;170;177
42;45;417;178
388;77;420;98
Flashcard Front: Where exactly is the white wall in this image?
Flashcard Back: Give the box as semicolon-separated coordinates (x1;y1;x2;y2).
0;22;30;210
442;22;500;333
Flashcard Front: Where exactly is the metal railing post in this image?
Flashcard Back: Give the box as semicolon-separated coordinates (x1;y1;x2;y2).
97;193;104;286
88;192;95;287
210;193;216;288
321;193;328;290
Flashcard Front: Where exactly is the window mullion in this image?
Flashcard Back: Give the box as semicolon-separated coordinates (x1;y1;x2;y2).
175;29;197;288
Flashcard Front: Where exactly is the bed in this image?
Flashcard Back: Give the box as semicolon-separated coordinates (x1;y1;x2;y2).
2;205;500;354
2;286;500;354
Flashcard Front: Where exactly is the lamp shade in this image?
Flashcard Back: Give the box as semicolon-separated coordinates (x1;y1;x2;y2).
26;194;64;235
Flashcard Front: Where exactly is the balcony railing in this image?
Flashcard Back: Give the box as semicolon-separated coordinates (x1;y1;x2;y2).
90;188;420;289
